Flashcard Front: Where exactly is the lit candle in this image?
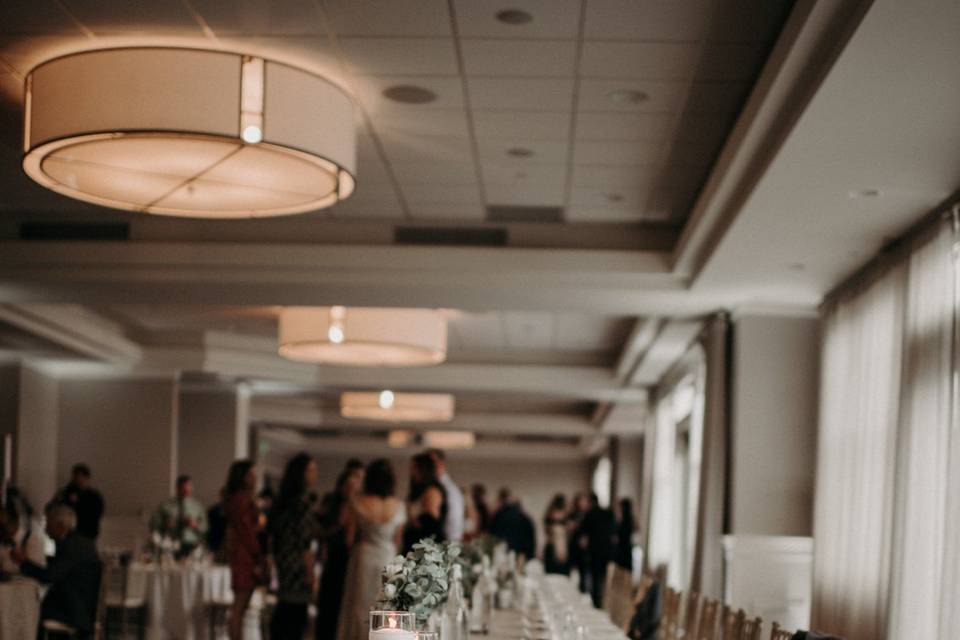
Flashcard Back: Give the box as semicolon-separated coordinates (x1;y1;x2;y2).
369;611;417;640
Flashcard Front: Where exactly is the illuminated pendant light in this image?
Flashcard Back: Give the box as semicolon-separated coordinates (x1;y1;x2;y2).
278;306;447;366
23;48;356;218
341;391;455;422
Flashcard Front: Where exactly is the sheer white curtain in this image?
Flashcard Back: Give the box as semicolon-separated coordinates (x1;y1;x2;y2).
814;219;960;640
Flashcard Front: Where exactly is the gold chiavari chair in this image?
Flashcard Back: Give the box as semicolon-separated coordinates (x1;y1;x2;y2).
720;606;744;640
681;591;701;638
741;614;763;640
695;599;720;640
657;587;682;639
770;622;793;640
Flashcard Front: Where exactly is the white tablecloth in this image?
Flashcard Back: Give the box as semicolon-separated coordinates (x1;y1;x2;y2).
0;577;41;640
129;562;261;640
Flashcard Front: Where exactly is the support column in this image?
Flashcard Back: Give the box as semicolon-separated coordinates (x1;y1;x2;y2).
177;383;250;507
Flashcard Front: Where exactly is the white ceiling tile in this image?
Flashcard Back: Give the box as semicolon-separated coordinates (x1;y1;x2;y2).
584;0;714;41
324;0;451;37
573;140;662;166
340;37;457;75
504;312;554;350
578;78;687;113
478;139;568;164
0;2;85;34
351;76;465;114
403;184;482;205
448;312;505;350
481;163;566;187
453;0;582;39
580;42;700;80
375;109;470;138
353;155;395;187
570;185;650;209
486;184;565;207
409;203;485;220
95;0;249;34
192;0;321;34
461;39;576;77
391;161;478;187
571;165;659;189
472;111;570;140
331;200;405;219
380;132;472;164
575;112;674;142
468;77;574;110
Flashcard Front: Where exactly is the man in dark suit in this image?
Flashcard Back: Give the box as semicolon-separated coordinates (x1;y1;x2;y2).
489;488;536;561
11;503;101;638
52;464;105;541
575;492;617;608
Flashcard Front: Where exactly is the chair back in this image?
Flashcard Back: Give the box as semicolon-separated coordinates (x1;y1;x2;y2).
770;622;793;640
741;614;762;640
720;606;740;640
657;587;681;639
682;591;701;638
696;599;720;640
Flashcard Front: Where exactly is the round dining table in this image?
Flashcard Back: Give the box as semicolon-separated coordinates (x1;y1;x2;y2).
0;575;42;639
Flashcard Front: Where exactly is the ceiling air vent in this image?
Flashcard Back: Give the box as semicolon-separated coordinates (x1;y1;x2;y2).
19;222;129;241
394;226;508;247
486;205;563;223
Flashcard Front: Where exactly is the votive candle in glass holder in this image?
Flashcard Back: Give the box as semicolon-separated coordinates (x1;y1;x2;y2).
369;611;416;640
416;632;440;640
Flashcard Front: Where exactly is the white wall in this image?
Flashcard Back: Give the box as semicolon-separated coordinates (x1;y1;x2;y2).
16;363;59;507
730;315;818;535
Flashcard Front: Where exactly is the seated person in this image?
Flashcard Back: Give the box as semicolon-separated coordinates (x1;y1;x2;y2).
11;504;101;638
0;506;46;574
149;474;208;556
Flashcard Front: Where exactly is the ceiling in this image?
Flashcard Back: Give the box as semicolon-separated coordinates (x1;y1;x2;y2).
1;0;959;458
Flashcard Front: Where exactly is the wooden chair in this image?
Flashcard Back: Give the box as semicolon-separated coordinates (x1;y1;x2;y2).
680;591;701;638
695;599;720;640
770;622;793;640
740;614;763;640
657;587;681;639
720;606;740;640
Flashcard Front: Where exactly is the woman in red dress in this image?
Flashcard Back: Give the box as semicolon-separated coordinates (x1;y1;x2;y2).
224;459;263;640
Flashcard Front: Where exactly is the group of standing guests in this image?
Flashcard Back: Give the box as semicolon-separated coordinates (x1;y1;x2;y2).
543;493;637;608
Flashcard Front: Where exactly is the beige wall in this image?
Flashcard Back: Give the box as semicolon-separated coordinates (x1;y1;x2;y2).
178;387;249;506
730;314;818;535
57;376;179;517
16;363;60;506
0;361;19;489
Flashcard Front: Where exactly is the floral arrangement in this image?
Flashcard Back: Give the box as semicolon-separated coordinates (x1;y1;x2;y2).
378;538;461;622
456;534;502;599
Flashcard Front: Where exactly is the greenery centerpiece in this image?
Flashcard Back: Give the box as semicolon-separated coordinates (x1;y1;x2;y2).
378;538;462;624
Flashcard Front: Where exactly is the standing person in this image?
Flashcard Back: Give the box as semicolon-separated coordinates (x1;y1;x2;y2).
337;459;405;640
471;484;491;533
223;460;264;640
543;493;569;574
574;493;617;608
614;497;637;571
206;488;228;560
149;474;208;556
568;492;591;594
402;453;447;554
269;453;319;640
10;504;101;637
489;488;536;561
428;448;464;541
316;460;364;640
52;464;104;541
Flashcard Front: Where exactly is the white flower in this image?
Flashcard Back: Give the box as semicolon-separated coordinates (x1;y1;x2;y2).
383;583;397;599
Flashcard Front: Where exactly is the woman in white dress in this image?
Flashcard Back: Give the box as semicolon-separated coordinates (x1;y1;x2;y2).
337;459;405;640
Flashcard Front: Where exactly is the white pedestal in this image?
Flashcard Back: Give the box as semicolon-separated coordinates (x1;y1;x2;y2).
722;535;812;636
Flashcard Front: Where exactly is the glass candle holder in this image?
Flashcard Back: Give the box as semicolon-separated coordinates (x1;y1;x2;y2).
369;611;416;640
415;632;440;640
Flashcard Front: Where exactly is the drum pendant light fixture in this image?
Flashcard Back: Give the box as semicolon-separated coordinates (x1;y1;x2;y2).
22;47;356;218
278;306;448;366
341;391;456;422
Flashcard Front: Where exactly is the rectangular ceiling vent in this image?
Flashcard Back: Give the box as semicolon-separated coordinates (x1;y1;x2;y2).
487;205;563;223
19;222;130;241
394;226;508;247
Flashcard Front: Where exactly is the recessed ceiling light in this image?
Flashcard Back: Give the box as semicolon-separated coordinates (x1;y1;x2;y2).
848;188;883;199
507;147;534;158
383;85;437;104
496;9;533;24
607;89;649;105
